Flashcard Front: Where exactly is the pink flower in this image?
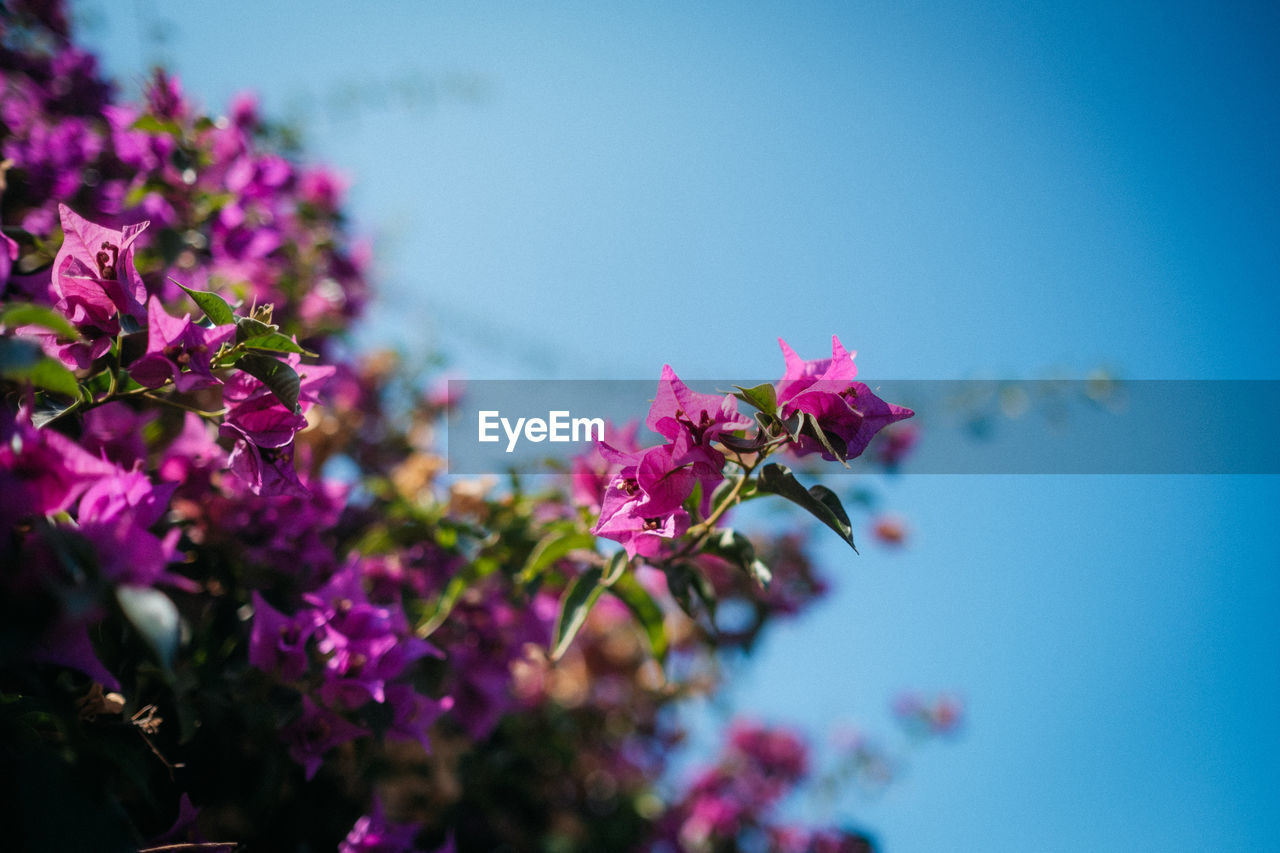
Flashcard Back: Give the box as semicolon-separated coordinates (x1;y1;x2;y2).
282;695;369;780
51;204;149;333
775;336;913;462
128;296;235;392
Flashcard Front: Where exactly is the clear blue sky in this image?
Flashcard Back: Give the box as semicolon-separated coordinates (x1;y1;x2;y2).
74;1;1279;850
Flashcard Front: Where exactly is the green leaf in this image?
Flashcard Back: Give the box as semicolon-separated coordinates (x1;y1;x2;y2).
664;562;717;623
609;572;669;662
130;115;183;136
0;338;79;396
733;383;778;416
25;358;80;397
550;551;630;660
602;548;629;586
415;571;471;639
240;331;316;357
755;463;858;551
708;529;772;590
718;430;769;453
551;565;606;661
175;281;235;326
0;304;78;340
517;530;598;585
235;316;278;342
235;352;300;411
802;411;849;466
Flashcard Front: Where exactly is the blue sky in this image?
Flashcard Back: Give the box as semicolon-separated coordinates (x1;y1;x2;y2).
74;1;1279;850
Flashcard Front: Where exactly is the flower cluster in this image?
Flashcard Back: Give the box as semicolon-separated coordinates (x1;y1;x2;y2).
0;6;937;853
590;337;913;560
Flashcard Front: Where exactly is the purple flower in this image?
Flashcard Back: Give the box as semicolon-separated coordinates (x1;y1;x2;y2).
384;685;453;754
647;364;750;446
51;204;149;333
128;296;235;391
775;337;914;461
282;695;369;780
221;424;309;498
81;401;155;468
339;796;423;853
775;335;859;404
249;592;321;682
0;406;118;527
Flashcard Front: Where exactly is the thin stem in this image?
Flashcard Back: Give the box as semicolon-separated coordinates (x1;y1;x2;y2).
141;392;225;418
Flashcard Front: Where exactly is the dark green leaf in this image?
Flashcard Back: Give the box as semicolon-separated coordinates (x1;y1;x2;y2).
718;430;769;453
240;331;316;357
235;352;300;411
551;565;606;661
755;463;858;551
175;281;235;326
609;572;669;662
802;411;849;466
664;562;717;623
733;382;778;416
0;304;78;340
707;529;772;590
235;315;278;343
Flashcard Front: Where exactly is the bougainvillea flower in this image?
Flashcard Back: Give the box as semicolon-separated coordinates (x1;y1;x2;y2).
774;337;913;461
593;482;691;559
787;381;914;461
774;335;858;404
338;795;424;853
647;365;751;446
281;695;369;780
51;203;149;330
128;297;235;391
221;424;309;497
249;592;321;682
81;401;155;468
222;355;334;447
77;467;176;530
0;406;118;527
385;684;453;754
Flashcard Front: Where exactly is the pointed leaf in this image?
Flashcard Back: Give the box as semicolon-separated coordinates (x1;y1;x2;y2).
235;352;300;411
518;530;598;585
718;430;769;453
733;383;778;416
234;316;279;343
664;562;717;623
602;548;629;586
551;565;605;661
803;411;849;466
175;282;235;326
240;331;316;357
609;572;669;662
755;463;858;551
